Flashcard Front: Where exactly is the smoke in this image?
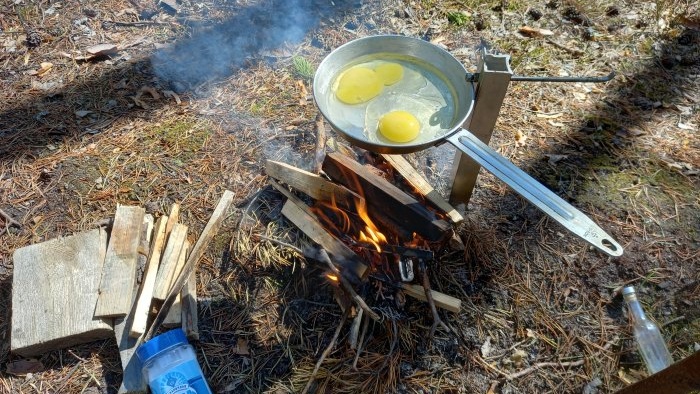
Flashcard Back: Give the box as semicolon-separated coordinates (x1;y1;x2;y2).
151;0;358;91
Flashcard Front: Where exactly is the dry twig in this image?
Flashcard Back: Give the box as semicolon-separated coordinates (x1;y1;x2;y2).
420;261;448;340
314;113;326;174
301;307;351;394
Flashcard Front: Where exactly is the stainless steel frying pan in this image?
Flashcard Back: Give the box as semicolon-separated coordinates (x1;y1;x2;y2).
313;35;623;257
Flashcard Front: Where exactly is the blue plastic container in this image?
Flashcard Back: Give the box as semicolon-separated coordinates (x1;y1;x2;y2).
136;329;213;394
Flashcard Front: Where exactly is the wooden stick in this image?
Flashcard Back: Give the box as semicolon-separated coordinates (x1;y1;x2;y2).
181;270;199;340
349;308;363;350
129;215;169;338
316;249;380;322
95;205;145;317
301;307;350;394
143;190;234;342
163;240;189;327
420;261;449;340
0;207;20;227
314;113;326;174
381;154;463;224
545;38;583;56
400;283;461;313
266;160;363;211
164;203;180;240
152;223;188;300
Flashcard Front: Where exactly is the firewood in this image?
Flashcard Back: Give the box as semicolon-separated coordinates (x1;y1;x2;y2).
181;270;199;340
115;214;153;393
163;240;189;327
322;153;451;242
381;154;463;224
266;159;363;211
164;203;180;239
143;190;234;342
272;180;367;279
129;215;169;338
95;205;146;317
399;283;461;313
152;223;188;301
11;229;112;357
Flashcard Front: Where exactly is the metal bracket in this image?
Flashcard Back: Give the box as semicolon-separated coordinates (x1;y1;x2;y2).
448;48;513;206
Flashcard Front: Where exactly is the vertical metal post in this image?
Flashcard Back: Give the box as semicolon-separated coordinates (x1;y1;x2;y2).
448;49;513;206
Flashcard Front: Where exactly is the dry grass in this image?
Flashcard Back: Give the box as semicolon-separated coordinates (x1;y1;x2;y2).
1;0;699;393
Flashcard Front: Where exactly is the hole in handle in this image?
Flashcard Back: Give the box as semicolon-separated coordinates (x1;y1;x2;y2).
601;239;617;251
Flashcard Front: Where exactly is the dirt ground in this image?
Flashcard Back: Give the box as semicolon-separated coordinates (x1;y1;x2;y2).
1;0;699;393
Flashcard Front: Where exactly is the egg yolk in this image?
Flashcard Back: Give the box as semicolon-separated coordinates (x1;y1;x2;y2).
378;111;420;143
375;63;404;85
335;67;383;104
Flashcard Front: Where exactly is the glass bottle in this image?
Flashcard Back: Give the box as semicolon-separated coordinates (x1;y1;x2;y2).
622;286;673;374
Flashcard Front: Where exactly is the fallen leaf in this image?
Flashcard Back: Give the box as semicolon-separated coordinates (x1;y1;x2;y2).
515;130;527;145
519;26;554;37
6;359;45;376
36;62;53;77
86;43;118;56
296;80;308;106
511;349;528;367
140;86;161;100
232;338;250;355
677;122;696;131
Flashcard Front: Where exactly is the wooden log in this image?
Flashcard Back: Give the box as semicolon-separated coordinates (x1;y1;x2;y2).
381;154;463;224
95;205;146;317
181;270;199;340
400;283;461;313
322;153;451;242
129;215;169;338
163;241;189;327
143;190;234;342
272;180;367;279
152;223;188;301
115;214;153;393
11;229;112;357
266;159;363;211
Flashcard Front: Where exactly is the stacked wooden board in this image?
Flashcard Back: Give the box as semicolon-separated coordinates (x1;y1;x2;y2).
10;191;233;393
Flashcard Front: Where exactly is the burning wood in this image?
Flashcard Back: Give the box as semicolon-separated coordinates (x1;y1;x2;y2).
265;154;463;329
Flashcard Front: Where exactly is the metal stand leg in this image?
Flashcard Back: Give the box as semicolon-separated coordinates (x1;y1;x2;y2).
448;49;513;206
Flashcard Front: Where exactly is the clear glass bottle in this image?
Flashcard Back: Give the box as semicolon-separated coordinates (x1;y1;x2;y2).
622;286;673;374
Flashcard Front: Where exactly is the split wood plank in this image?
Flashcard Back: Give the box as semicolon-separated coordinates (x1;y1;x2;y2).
322;153;451;242
266;160;363;210
400;283;461;313
381;154;464;224
164;203;180;239
11;229;112;357
129;215;169;338
163;240;189;327
272;180;367;279
615;350;700;394
115;214;153;393
152;223;188;301
95;205;146;317
181;270;199;340
143;190;234;342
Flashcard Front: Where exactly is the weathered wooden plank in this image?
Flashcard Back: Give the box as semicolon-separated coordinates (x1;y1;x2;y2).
115;214;153;393
144;190;235;341
381;154;464;224
181;270;199;341
163;241;189;327
615;350;700;394
129;215;169;338
266;160;363;210
152;223;188;301
272;180;367;279
11;229;112;357
400;283;461;313
95;205;146;317
322;153;451;242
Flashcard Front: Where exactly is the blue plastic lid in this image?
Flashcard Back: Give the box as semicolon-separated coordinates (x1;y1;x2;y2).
136;329;189;363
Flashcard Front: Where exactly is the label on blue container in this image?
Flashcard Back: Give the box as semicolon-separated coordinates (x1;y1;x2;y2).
149;360;212;394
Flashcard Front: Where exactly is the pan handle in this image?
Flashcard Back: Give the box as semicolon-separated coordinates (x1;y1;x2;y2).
447;129;623;257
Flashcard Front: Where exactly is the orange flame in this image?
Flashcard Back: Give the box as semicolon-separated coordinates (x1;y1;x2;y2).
326;273;339;282
356;199;387;252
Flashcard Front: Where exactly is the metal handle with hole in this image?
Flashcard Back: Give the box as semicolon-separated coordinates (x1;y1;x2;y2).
447;129;623;257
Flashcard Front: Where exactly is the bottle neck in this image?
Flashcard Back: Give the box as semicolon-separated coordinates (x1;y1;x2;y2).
624;294;648;322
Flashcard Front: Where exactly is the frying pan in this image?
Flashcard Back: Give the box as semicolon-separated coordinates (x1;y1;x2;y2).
313;35;623;257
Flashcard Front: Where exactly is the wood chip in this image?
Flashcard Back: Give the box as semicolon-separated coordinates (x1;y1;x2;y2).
519;26;554;37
